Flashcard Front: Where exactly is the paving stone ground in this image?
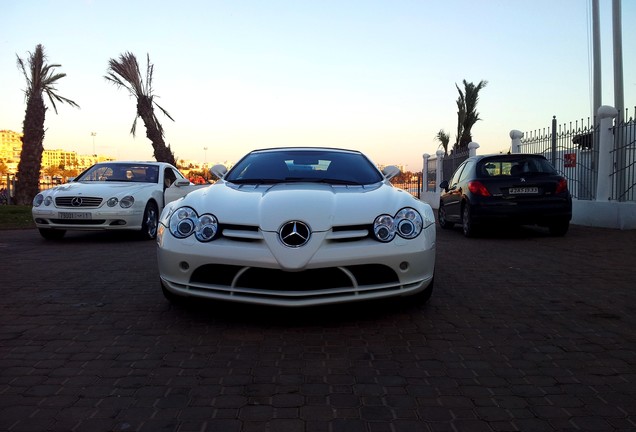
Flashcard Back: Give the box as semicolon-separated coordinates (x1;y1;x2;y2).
0;223;635;432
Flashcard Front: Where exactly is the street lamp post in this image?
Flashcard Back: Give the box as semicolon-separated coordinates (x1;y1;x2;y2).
203;147;208;180
91;132;97;157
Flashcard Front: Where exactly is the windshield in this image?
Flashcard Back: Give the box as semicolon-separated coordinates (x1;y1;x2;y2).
225;149;384;185
75;163;160;183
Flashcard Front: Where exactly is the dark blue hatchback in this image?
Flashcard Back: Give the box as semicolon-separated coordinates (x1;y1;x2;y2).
438;154;572;237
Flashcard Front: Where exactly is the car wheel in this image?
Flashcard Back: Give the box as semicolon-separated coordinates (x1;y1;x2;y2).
548;220;569;236
140;201;159;240
438;204;454;229
38;228;66;240
461;205;476;237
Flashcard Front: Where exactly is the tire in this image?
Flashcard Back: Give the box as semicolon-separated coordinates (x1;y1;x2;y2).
462;204;476;238
438;204;454;229
140;201;159;240
548;220;569;236
38;228;66;240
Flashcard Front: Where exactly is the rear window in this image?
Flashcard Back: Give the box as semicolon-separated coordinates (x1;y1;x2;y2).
479;157;557;177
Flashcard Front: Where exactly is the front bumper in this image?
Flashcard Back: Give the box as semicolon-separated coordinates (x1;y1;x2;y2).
157;224;436;307
32;207;144;231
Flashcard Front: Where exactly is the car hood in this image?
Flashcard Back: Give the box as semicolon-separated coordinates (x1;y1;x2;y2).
42;181;155;197
174;181;425;231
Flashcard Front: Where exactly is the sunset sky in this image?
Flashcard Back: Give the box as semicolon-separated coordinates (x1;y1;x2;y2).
1;0;634;171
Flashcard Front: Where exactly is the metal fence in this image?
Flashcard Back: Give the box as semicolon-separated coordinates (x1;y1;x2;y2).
611;113;636;202
519;108;636;202
520;116;599;200
391;173;422;199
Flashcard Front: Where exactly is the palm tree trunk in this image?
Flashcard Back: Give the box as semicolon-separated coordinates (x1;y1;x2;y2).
137;98;176;166
15;96;46;205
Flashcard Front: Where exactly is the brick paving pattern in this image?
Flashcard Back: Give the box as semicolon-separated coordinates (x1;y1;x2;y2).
0;224;635;431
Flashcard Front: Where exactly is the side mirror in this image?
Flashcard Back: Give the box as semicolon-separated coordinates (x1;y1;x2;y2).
173;179;191;187
210;164;228;180
439;180;449;191
382;165;401;181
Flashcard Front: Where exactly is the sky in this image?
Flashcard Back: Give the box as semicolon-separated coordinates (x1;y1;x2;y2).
1;0;634;171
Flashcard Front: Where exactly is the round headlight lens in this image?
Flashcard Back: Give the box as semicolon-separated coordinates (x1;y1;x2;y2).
169;207;198;238
120;196;135;208
43;196;53;206
395;208;423;239
195;214;218;242
33;194;44;207
373;214;395;242
107;197;118;207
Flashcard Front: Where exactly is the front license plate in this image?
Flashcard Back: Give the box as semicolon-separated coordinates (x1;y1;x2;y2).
509;187;538;194
59;212;92;220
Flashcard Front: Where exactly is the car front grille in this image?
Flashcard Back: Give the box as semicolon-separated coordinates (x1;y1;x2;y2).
171;263;420;305
55;196;103;208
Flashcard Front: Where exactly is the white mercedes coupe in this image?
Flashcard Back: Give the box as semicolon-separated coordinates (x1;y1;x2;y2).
157;147;437;307
32;161;203;240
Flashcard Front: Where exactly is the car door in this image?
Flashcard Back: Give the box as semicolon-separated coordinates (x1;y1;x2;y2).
442;162;468;222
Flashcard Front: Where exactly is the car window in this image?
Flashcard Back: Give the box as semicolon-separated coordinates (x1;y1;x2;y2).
76;163;160;182
478;156;557;177
449;162;467;187
226;149;383;185
458;161;474;182
163;168;177;188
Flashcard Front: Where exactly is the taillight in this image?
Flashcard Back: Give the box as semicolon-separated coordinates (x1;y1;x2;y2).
556;177;568;194
468;180;491;197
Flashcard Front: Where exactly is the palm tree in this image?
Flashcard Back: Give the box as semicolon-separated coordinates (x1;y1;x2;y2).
105;52;176;166
14;44;79;205
435;129;451;156
454;79;488;151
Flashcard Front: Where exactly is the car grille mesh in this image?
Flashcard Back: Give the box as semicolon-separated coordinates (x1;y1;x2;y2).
190;263;399;292
55;197;103;207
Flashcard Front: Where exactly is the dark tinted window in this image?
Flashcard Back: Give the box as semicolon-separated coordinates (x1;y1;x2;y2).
226;149;384;185
479;156;557;177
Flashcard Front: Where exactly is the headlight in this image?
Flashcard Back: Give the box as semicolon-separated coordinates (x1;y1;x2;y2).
120;196;135;208
33;194;44;207
170;207;198;238
107;197;118;207
195;214;218;242
395;208;423;239
373;214;395;242
44;196;53;206
169;206;219;241
373;207;423;242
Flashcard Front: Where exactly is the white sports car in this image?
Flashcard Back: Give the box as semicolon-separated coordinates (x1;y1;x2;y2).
157;147;436;307
32;161;203;240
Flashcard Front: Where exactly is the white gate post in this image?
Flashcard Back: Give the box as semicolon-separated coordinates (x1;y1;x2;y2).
435;150;444;185
510;130;524;153
468;142;480;157
422;153;430;193
596;105;618;201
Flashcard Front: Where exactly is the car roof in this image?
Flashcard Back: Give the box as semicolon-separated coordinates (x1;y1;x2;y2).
471;153;548;162
248;147;364;155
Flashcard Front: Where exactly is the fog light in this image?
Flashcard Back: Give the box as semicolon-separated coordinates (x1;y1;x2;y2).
179;261;190;271
399;261;409;271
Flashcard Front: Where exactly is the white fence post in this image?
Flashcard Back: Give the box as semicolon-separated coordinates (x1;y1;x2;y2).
422;153;430;193
596;105;619;202
435;150;444;186
510;130;524;153
468;142;480;157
